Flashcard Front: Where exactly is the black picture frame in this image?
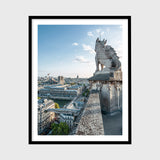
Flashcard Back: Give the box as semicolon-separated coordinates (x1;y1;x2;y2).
29;16;131;145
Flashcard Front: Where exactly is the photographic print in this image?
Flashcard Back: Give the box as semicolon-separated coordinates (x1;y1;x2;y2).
29;16;131;144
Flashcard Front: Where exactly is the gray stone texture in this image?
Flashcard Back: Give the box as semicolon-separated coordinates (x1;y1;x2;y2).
95;38;121;73
100;82;122;113
75;93;104;135
102;111;122;135
88;70;123;114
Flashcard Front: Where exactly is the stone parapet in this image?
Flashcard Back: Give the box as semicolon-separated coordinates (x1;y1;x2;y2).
75;93;104;135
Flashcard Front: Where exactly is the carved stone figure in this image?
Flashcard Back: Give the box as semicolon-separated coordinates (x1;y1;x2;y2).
95;38;121;73
88;38;123;114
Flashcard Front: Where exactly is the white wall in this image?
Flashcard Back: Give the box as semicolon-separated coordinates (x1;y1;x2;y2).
0;0;160;160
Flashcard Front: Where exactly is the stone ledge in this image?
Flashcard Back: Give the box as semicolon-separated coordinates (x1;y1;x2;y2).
88;70;122;82
75;93;104;135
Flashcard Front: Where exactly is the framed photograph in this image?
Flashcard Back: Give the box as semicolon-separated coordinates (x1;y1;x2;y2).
29;16;131;144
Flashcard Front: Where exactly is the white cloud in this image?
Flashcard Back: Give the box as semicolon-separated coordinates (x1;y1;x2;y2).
101;31;104;35
95;29;106;39
96;29;101;33
72;42;78;46
74;56;90;63
116;45;123;58
87;32;93;37
82;44;95;54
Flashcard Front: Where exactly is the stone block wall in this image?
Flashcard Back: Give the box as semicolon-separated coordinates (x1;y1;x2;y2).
100;81;122;113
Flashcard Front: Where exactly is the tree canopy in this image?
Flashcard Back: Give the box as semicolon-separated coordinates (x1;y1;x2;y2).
82;89;90;97
55;103;60;109
51;122;69;135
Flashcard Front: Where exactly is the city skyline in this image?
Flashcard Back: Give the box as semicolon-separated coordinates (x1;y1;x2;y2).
38;25;123;78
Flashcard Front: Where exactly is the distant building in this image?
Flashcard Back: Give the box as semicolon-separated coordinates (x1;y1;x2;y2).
59;114;74;128
48;77;58;84
59;97;85;128
38;76;58;86
38;84;83;99
67;85;82;94
77;75;79;79
38;99;55;134
58;76;65;85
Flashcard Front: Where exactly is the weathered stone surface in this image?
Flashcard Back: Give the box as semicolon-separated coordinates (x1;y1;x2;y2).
75;93;104;135
88;70;122;82
88;73;111;81
99;82;122;113
88;37;123;113
102;111;122;135
88;70;122;114
95;38;121;74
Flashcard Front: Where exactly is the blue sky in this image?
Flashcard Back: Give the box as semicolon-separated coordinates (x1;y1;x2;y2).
38;25;122;78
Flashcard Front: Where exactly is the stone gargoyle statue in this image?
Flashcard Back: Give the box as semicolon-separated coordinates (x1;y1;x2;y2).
95;38;121;73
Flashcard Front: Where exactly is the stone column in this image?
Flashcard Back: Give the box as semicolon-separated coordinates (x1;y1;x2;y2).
99;82;111;113
115;82;122;111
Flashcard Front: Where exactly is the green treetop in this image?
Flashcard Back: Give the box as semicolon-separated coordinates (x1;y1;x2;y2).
51;122;69;135
55;103;60;109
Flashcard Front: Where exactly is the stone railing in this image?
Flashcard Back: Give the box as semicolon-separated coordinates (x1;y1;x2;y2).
75;92;104;135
